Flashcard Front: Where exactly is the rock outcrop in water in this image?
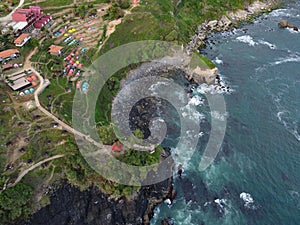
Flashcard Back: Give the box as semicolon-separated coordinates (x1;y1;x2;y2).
161;217;174;225
278;20;298;31
189;66;218;85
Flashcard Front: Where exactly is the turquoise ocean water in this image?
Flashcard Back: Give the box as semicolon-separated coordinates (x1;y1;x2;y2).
151;2;300;225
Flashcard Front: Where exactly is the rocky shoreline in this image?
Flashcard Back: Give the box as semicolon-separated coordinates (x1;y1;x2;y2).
21;176;175;225
184;0;282;89
186;0;282;54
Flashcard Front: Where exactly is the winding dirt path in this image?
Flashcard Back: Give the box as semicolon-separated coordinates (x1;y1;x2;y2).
28;67;110;150
8;154;64;188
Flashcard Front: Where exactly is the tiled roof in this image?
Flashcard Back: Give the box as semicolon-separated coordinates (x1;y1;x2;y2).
14;33;30;45
48;45;63;54
0;49;20;59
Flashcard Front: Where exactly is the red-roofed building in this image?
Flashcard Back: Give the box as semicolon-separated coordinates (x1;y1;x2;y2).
48;45;63;56
10;6;52;33
14;33;31;47
33;15;52;29
0;49;20;63
12;6;40;23
112;142;123;152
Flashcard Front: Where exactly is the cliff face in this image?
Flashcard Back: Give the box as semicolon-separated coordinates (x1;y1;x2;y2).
21;178;173;225
188;67;218;85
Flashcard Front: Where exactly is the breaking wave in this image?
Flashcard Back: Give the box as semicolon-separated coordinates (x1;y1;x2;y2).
236;35;276;49
240;192;256;209
236;35;257;46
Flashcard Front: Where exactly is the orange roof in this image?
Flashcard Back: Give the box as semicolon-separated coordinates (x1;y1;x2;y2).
14;33;30;45
48;45;63;54
31;75;37;81
0;49;20;59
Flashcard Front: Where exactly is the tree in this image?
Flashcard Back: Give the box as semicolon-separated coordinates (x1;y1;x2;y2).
108;6;124;20
98;125;117;145
134;129;144;139
8;79;14;85
89;8;97;16
118;0;131;9
30;39;39;47
0;183;33;223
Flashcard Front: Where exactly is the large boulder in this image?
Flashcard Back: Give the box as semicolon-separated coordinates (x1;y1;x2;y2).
278;20;288;28
278;20;298;31
190;66;218;85
220;15;232;30
207;20;218;29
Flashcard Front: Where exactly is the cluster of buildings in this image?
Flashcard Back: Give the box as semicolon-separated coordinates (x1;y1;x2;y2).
2;6;52;35
0;6;53;72
4;69;37;93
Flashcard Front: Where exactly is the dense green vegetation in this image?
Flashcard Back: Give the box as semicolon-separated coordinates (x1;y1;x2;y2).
0;182;33;224
28;0;73;7
119;145;163;166
98;125;117;145
100;0;256;54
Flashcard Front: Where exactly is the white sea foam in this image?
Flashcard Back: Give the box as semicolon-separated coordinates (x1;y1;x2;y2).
275;103;300;141
180;97;205;121
240;192;256;209
258;40;276;49
196;83;227;95
149;81;169;94
211;111;228;121
287;27;299;34
150;207;160;224
277;111;286;123
271;55;300;65
236;35;258;46
288;190;300;198
181;107;205;121
292;125;300;141
214;57;224;64
198;131;204;138
237;36;278;49
164;199;172;205
269;9;293;17
214;198;226;208
189;95;204;106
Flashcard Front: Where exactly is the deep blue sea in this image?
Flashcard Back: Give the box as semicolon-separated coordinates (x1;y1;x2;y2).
151;2;300;225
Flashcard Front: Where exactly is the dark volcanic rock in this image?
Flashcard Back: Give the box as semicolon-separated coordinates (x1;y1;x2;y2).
161;217;174;225
22;178;173;225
